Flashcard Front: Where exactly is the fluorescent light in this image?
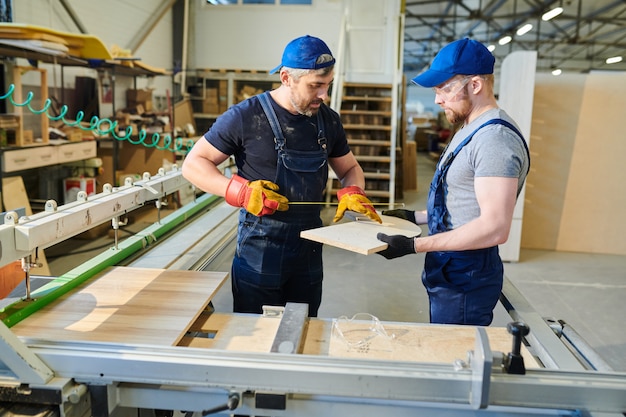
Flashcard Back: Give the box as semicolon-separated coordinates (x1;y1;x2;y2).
551;68;562;76
606;56;623;64
516;23;533;36
498;36;512;45
542;6;563;21
487;44;496;52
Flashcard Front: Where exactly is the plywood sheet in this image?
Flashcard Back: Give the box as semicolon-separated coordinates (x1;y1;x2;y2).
0;23;113;59
180;312;279;351
301;214;422;255
181;313;538;367
2;176;51;276
305;319;537;366
2;176;32;215
12;267;228;346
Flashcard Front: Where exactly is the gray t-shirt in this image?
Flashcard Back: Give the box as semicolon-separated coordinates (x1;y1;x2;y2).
438;108;529;229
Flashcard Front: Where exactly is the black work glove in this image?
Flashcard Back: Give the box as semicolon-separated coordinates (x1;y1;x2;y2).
381;209;417;225
376;233;417;259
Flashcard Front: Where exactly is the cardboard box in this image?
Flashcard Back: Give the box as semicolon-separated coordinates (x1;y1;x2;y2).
64;177;96;204
61;127;85;142
127;89;152;103
202;101;219;114
22;129;33;145
126;89;153;111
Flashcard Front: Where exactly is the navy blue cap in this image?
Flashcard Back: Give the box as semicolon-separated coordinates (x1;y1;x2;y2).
270;35;336;74
412;38;495;87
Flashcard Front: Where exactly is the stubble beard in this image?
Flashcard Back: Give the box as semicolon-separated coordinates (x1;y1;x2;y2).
289;92;317;117
444;89;471;125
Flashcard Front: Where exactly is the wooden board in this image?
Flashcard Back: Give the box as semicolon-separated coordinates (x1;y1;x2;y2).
0;23;112;59
2;176;51;276
0;261;23;299
301;214;422;255
181;313;538;367
12;267;228;346
179;312;280;351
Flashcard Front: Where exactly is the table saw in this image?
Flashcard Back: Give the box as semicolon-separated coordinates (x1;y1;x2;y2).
0;165;624;417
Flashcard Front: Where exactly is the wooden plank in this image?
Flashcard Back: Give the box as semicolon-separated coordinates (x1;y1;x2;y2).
180;312;280;351
0;261;24;299
2;176;32;216
12;267;228;346
300;214;422;255
2;176;51;276
182;313;538;367
0;23;113;59
308;319;539;366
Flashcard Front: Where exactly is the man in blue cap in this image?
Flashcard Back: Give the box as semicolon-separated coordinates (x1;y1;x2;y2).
182;35;380;317
377;38;530;326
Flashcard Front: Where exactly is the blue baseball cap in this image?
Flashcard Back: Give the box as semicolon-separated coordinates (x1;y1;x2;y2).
412;38;495;87
270;35;336;74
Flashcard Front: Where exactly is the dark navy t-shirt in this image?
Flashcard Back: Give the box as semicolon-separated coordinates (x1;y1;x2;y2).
204;93;350;182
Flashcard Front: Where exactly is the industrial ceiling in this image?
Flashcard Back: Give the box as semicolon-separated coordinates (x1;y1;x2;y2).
403;0;626;77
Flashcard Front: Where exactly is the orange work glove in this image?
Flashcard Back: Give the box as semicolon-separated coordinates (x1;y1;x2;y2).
225;175;289;217
333;185;382;223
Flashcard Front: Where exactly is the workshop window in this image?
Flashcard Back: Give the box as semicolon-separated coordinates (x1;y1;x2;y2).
206;0;312;5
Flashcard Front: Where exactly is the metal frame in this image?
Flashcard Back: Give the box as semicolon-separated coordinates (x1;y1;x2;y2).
0;332;622;416
0;165;624;416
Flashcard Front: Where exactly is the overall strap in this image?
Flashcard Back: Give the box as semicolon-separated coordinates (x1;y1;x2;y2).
316;109;327;150
258;91;285;150
440;118;528;173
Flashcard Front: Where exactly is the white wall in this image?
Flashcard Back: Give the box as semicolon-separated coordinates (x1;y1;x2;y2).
189;0;342;71
188;0;402;85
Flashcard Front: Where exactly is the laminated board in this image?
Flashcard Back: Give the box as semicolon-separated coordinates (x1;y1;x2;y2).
301;213;422;255
12;267;228;346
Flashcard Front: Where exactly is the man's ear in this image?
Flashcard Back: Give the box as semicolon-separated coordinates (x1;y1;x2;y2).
470;76;485;95
279;69;290;86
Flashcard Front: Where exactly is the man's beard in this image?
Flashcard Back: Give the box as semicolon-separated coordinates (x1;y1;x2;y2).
445;108;467;125
444;88;470;125
289;93;318;117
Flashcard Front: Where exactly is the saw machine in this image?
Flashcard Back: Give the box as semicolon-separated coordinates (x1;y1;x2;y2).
0;166;625;417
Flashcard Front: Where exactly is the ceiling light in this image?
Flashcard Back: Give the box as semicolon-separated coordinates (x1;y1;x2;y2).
606;56;623;64
487;44;496;52
498;36;512;45
542;6;563;21
551;68;562;76
516;23;533;36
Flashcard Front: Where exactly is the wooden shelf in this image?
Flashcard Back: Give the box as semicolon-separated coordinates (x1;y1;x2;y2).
186;69;280;133
342;96;392;102
348;139;391;146
356;155;392;163
343;124;392;131
340;109;392;116
364;172;391;180
338;82;398;203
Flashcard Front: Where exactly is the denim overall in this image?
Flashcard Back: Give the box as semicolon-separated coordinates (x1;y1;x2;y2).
422;119;529;325
231;92;328;317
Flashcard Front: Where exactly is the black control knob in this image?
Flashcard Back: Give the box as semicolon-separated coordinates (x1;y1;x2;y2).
505;321;530;374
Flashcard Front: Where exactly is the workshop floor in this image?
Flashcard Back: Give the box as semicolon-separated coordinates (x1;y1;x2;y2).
42;152;626;372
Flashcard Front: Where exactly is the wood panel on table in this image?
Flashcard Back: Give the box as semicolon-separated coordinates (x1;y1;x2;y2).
301;214;422;255
12;267;228;346
182;312;538;367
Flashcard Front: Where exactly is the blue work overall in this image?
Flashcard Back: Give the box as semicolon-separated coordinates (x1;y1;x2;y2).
231;92;328;317
423;119;528;325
